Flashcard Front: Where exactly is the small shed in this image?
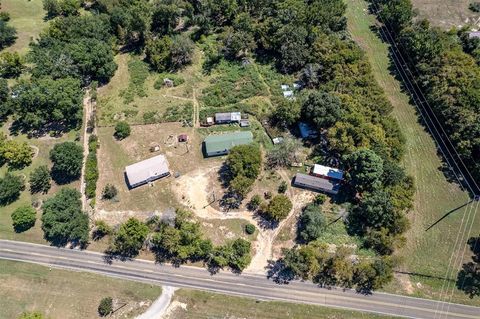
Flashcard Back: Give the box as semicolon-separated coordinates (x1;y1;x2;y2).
125;154;170;188
283;90;294;99
204;131;253;157
178;134;188;142
281;84;290;91
164;78;174;87
468;31;480;39
312;164;344;181
272;137;284;145
240;119;250;127
206;117;214;126
293;173;340;195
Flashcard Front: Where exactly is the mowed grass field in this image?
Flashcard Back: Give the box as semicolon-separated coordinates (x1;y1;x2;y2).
411;0;480;29
0;260;162;319
167;289;402;319
0;0;46;54
347;0;480;305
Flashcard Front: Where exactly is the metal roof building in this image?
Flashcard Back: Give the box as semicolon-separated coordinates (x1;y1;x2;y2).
125;154;170;188
204;131;253;157
293;173;340;195
215;112;241;123
312;164;344;181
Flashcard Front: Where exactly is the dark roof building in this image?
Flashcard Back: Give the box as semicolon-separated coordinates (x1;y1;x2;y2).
293;173;340;195
125;154;170;188
215;112;241;123
204;131;253;157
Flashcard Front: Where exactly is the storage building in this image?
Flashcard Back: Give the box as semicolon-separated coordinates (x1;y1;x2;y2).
311;164;344;181
125;154;170;188
293;173;340;195
204;131;253;157
215;112;241;124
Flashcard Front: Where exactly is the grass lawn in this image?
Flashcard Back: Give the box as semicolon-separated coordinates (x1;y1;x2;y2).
411;0;480;29
0;260;161;319
167;289;401;319
347;0;480;306
0;122;80;244
0;0;46;54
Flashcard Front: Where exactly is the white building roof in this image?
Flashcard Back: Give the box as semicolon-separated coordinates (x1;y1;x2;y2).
312;164;344;180
125;154;169;186
283;90;294;98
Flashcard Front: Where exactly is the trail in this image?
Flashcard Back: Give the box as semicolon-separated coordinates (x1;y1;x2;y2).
135;286;176;319
80;90;93;212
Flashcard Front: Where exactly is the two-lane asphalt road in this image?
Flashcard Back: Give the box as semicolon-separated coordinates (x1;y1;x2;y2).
0;240;478;319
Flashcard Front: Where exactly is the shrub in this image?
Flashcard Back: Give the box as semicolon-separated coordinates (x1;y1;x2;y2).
18;312;45;319
313;194;327;205
114;121;131;140
245;223;256;235
248;194;262;210
469;2;480;12
29;166;51;194
278;181;288;194
88;134;98;152
11;205;36;233
49;142;83;184
264;195;293;222
298;204;326;242
102;184;118;200
85;152;98;199
98;297;113;317
0;136;33;169
93;220;112;240
0;51;24;78
0;173;25;205
110;218;149;257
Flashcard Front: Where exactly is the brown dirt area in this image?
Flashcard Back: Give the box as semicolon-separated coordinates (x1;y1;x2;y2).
411;0;480;29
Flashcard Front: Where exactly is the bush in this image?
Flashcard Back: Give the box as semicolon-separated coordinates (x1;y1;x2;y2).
102;184;118;200
470;2;480;12
0;173;25;205
245;223;256;235
114;121;131;140
0;51;24;78
98;297;113;317
88;134;98;152
278;181;288;194
49;142;83;184
110;218;149;257
264;195;293;222
11;205;36;233
313;194;327;205
29;166;51;194
248;194;262;210
298;204;326;242
85;152;98;199
93;220;113;240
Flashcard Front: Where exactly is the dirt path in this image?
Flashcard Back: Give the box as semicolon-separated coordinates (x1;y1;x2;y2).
173;167;311;274
80;90;93;212
135;286;176;319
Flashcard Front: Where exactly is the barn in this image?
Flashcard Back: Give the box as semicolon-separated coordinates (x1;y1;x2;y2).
125;154;170;188
293;173;340;195
203;131;253;157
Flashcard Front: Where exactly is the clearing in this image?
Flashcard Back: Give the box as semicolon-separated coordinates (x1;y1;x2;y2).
347;0;480;306
411;0;480;29
0;259;162;319
164;289;402;319
0;0;46;54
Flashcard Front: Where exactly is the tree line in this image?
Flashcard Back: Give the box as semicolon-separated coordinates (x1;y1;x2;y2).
372;0;480;187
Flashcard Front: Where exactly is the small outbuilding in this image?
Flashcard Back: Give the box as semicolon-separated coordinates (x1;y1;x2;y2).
240;119;250;127
293;173;340;195
468;31;480;39
204;131;253;157
125;154;170;188
215;112;241;124
272;137;284;145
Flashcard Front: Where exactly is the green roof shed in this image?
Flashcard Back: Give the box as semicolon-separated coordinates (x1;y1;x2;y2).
204;131;253;157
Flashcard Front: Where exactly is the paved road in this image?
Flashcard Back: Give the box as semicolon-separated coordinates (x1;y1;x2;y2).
0;240;479;319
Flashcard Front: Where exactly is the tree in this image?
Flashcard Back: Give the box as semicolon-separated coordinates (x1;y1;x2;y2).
248;194;262;210
0;137;33;169
0;78;10;118
0;20;16;49
29;166;51;194
12;77;83;131
272;98;301;128
301;91;344;129
245;223;256;235
457;235;480;298
221;27;256;60
41;188;89;246
145;36;172;72
345;149;384;193
102;184;118;200
378;0;414;35
267;137;302;168
98;297;113;317
43;0;81;19
0;172;25;205
151;3;180;35
114;121;131;140
111;218;149;257
0;51;24;78
170;34;194;70
470;2;480;12
11;205;36;233
93;220;113;240
264;195;292;222
278;181;288;194
49;142;83;184
225;144;261;198
298;204;327;242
